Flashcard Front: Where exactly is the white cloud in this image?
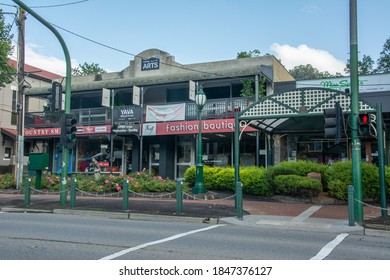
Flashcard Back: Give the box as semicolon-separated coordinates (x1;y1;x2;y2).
24;43;78;76
270;43;346;74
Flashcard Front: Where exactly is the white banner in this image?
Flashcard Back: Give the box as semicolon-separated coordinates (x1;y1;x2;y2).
145;103;185;122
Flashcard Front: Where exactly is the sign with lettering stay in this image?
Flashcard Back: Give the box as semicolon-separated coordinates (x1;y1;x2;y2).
141;57;160;71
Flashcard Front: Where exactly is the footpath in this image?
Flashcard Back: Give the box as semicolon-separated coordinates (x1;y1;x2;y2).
0;191;389;237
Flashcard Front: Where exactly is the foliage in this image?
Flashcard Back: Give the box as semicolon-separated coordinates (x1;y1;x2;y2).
377;37;390;73
325;161;383;200
0;10;15;88
345;55;376;75
236;50;266;97
0;173;15;189
288;64;342;80
274;175;322;198
72;62;107;76
240;166;271;196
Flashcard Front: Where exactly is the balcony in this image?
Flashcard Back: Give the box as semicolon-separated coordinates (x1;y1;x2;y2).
24;97;254;129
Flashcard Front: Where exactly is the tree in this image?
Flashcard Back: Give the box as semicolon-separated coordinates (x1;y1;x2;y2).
72;62;107;76
236;49;266;97
377;37;390;73
0;10;15;88
344;54;376;75
288;64;342;80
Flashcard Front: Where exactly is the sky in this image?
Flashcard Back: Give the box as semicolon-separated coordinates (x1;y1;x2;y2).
1;0;390;76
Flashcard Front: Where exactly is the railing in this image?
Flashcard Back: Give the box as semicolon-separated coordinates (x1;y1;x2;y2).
24;97;254;128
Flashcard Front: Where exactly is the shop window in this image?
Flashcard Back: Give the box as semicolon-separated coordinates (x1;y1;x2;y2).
4;147;11;159
308;142;322;152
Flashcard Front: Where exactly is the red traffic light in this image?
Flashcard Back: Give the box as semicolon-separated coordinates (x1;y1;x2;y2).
359;114;369;124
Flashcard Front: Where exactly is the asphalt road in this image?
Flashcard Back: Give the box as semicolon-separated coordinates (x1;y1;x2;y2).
1;212;390;260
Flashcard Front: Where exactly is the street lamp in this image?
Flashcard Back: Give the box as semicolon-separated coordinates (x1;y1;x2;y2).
193;85;207;194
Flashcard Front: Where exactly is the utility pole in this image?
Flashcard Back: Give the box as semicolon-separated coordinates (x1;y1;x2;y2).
350;0;364;223
15;7;26;189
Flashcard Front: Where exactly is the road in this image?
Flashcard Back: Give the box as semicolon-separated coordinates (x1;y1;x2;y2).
1;212;390;260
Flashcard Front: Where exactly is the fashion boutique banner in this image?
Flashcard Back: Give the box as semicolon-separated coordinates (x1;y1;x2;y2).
141;118;257;136
145;103;185;122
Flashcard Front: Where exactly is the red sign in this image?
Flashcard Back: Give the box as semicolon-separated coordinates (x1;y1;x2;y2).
141;118;257;136
24;125;111;137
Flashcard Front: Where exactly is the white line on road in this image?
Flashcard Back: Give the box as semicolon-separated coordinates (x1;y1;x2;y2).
291;206;322;223
100;224;225;260
310;233;349;260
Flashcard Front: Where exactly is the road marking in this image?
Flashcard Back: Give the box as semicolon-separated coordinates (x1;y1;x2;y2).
310;233;349;260
100;224;224;260
291;206;322;223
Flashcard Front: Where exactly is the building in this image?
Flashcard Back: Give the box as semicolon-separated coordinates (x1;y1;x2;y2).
24;49;294;178
0;59;62;174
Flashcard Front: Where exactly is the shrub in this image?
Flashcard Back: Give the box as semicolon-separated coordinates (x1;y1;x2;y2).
0;173;15;189
274;174;322;198
325;160;381;200
240;166;271;196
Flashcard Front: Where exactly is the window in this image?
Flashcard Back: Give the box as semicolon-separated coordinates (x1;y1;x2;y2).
4;147;11;159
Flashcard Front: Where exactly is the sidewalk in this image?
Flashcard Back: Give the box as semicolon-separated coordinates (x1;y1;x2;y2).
0;191;389;237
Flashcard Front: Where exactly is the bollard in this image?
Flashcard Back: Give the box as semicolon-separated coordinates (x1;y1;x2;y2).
348;185;355;226
122;179;129;211
24;177;31;207
176;179;183;215
235;181;243;220
70;178;77;209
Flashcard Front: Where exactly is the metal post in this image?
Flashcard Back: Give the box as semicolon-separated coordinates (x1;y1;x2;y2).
376;103;388;218
24;177;31;207
234;111;243;220
348;185;355;226
12;0;73;206
122;179;129;211
176;179;183;215
70;178;77;209
35;170;42;189
349;0;364;223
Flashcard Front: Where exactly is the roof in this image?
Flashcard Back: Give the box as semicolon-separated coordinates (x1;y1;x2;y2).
8;59;62;81
1;128;17;139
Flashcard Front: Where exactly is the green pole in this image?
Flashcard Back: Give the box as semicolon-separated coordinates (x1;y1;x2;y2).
12;0;72;206
35;170;42;190
348;185;355;226
176;179;183;215
122;179;129;211
193;105;206;194
24;177;31;207
349;0;364;223
70;178;77;209
234;111;243;220
376;103;388;218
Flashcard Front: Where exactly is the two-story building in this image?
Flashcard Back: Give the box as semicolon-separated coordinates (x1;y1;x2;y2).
0;59;62;174
24;49;294;179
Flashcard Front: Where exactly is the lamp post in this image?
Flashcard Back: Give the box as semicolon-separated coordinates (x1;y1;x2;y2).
193;85;207;194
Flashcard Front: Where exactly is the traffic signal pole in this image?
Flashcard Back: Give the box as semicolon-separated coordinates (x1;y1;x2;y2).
350;0;364;223
12;0;72;205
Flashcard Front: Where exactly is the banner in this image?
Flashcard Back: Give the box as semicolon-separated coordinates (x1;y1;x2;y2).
145;103;185;122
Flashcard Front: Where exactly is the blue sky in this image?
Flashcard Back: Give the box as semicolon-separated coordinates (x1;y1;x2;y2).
2;0;390;76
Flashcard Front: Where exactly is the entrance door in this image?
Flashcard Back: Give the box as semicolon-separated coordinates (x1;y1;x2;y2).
176;142;193;179
149;144;160;176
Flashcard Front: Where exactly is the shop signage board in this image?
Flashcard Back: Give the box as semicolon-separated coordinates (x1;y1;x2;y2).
145;103;185;122
141;57;160;71
113;107;142;122
141;118;257;136
111;123;140;135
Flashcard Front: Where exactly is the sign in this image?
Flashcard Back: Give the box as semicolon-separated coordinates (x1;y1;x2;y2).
145;103;185;122
102;88;110;107
141;57;160;71
189;80;196;101
113;107;142;122
296;73;390;93
133;86;141;106
111;123;139;135
141;118;257;136
24;125;110;137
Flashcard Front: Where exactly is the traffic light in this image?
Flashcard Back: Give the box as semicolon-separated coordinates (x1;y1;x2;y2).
323;102;343;143
51;82;62;111
359;113;370;135
61;113;77;148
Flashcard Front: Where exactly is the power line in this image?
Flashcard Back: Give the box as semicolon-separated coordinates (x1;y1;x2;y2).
30;0;89;9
